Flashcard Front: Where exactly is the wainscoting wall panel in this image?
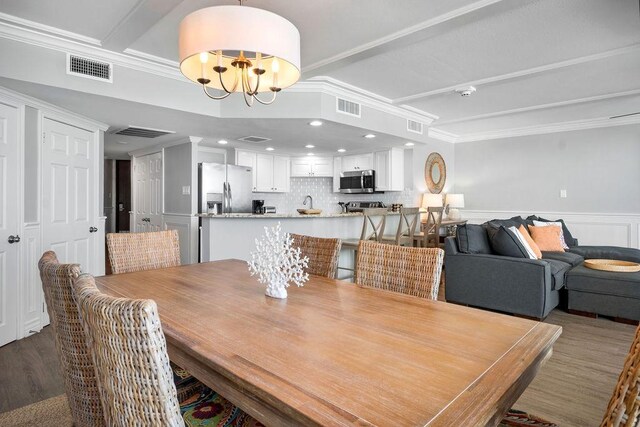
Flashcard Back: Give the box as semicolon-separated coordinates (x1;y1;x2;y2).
163;213;198;265
463;210;640;249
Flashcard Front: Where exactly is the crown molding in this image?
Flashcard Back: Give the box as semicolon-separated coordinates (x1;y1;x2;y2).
0;85;109;131
428;127;459;143
437;89;640;126
394;43;640;104
123;48;180;68
294;76;439;125
0;12;102;46
454;114;640;143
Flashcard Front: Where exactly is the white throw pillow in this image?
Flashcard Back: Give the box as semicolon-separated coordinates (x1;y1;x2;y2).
508;226;538;259
532;220;569;249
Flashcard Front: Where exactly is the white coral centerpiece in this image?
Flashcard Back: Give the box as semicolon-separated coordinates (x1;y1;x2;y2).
248;223;309;299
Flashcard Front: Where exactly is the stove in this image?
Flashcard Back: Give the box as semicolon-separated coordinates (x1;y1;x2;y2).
345;201;386;213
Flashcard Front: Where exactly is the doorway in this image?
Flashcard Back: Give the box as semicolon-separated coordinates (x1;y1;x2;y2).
115;160;131;232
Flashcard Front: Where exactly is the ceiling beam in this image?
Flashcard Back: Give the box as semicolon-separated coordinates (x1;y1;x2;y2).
394;44;640;104
101;0;183;52
302;0;521;78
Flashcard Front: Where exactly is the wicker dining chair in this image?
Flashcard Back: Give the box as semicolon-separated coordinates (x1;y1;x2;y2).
355;240;444;300
291;234;342;278
106;229;181;274
381;207;420;246
38;251;105;427
72;274;261;427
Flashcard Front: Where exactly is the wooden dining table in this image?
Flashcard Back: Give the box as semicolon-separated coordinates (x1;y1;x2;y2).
95;259;561;427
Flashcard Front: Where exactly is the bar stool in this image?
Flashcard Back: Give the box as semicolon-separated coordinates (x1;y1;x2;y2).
381;207;420;246
415;207;444;248
338;208;388;279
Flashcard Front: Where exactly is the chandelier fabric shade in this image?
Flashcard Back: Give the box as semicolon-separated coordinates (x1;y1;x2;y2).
179;5;300;104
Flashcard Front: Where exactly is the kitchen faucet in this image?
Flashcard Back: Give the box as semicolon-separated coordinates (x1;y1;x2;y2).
303;195;313;210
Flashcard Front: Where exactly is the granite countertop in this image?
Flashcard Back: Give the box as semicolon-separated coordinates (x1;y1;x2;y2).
197;211;402;219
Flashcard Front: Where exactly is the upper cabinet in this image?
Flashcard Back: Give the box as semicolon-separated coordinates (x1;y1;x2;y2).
374;148;404;192
341;153;373;172
290;156;333;177
236;150;289;193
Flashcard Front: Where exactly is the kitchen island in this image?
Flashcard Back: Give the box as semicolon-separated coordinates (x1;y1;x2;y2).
199;212;402;265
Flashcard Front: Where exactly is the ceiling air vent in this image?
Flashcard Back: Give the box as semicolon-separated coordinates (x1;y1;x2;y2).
336;98;361;118
237;135;271;143
113;126;174;138
66;54;112;82
407;119;423;134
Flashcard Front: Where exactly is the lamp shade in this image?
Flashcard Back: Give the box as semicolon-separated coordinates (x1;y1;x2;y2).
179;6;301;93
422;193;443;208
445;194;465;208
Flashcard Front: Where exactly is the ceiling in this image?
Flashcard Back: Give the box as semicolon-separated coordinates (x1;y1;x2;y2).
0;0;638;153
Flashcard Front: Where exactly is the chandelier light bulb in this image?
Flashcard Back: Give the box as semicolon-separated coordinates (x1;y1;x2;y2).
199;52;209;64
272;57;280;73
216;50;222;67
256;52;262;69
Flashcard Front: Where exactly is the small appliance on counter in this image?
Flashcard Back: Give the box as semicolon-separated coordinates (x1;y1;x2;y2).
344;201;386;213
339;170;377;193
252;199;265;214
263;206;277;214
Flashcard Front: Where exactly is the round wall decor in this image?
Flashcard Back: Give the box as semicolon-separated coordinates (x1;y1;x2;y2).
425;152;446;194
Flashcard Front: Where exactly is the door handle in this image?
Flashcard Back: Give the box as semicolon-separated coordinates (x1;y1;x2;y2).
89;227;98;233
7;235;20;244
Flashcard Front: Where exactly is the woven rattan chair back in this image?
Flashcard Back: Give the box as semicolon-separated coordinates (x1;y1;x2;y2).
72;274;183;426
38;251;105;427
291;234;342;278
355;241;444;300
106;230;180;274
601;324;640;427
423;207;444;248
359;208;388;242
392;207;420;246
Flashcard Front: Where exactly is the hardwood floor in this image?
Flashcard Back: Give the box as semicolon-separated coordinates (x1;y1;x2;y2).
0;311;635;427
0;326;64;413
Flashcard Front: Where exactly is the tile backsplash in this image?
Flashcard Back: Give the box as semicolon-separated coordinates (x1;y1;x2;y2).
253;177;420;214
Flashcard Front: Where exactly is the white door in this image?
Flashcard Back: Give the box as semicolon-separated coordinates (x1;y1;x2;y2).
255;154;274;192
42;118;96;274
272;156;289;192
134;152;163;232
0;102;19;347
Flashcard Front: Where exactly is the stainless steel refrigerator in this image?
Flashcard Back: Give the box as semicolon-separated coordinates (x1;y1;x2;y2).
198;163;253;214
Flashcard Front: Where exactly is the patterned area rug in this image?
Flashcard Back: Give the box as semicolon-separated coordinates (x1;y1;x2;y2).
500;409;558;427
0;395;72;427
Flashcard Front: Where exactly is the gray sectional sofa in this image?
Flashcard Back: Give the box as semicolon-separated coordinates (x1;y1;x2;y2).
444;216;640;320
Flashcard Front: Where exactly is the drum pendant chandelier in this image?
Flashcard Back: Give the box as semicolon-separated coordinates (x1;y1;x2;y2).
178;1;301;107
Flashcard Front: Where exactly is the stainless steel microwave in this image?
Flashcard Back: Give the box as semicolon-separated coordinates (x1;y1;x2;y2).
339;170;376;194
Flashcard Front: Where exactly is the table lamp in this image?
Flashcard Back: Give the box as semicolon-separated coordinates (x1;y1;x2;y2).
445;194;465;220
422;193;443;210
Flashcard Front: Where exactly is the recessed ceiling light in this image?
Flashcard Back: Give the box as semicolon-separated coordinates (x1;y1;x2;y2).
364;133;376;139
307;152;314;156
266;147;275;151
309;120;323;126
217;139;228;145
305;144;315;148
337;148;346;153
405;142;415;146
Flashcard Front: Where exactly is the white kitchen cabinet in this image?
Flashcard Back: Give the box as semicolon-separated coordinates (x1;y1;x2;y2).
235;149;257;191
237;150;289;193
290;156;333;177
342;153;373;172
333;157;342;193
374;148;404;191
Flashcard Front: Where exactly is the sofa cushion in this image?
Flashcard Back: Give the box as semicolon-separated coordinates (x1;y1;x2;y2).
486;225;529;258
535;217;577;247
541;251;584;267
456;224;492;254
528;225;565;252
543;259;571;290
566;265;640;299
568;246;640;264
486;216;526;229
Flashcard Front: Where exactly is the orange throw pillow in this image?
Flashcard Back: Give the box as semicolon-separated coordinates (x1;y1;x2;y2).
528;225;565;252
518;225;542;259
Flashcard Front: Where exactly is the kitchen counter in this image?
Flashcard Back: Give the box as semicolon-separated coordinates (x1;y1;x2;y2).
197;212;401;219
199;211;402;263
